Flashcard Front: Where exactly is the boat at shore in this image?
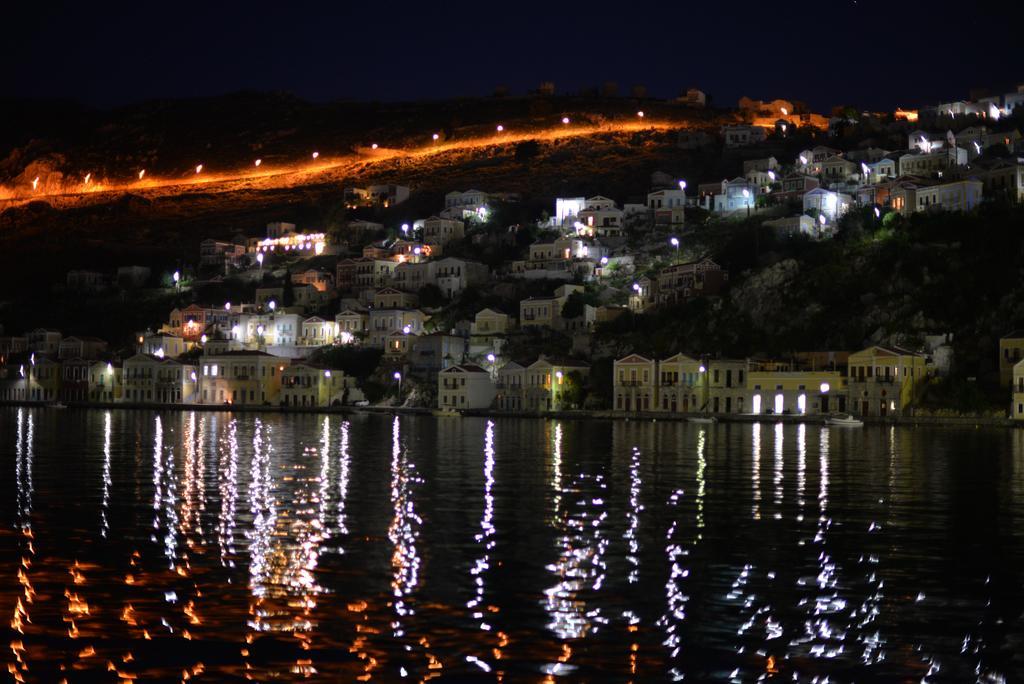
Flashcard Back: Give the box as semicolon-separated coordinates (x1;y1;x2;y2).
687;416;717;424
824;412;863;427
49;402;67;409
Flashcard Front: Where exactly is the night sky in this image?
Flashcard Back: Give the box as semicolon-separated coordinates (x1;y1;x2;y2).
7;0;1023;112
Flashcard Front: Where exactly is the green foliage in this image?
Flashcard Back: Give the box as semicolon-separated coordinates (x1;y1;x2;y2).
282;270;295;307
561;292;586;320
307;346;383;381
417;283;446;308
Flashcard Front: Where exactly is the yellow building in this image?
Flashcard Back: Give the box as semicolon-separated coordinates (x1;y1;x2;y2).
656;353;703;413
280;363;364;408
746;370;847;415
613;354;657;411
199;351;288;406
999;331;1024;388
847;346;928;417
89;361;123;402
122;354;198;404
1012;359;1024;420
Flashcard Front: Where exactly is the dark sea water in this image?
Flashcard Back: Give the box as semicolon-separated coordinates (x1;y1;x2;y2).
1;407;1023;682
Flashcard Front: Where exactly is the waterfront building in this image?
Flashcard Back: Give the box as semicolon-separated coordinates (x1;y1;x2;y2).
437;364;496;410
280;362;363;407
198;350;288;406
847;346;928;417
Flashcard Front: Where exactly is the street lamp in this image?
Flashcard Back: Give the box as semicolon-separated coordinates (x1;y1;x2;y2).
561;117;570;125
394;371;403;400
256;251;264;275
637;110;644;118
173;271;180;290
224;301;231;311
742;187;752;217
496;124;504;132
669;236;680;262
678;179;687;192
487;352;497;380
402;223;410;236
268;300;277;312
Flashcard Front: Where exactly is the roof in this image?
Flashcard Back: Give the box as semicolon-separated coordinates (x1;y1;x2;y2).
616;354;654;364
441;364;489;374
202;350;278;358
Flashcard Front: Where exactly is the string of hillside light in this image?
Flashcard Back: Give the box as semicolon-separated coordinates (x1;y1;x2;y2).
2;110;669;204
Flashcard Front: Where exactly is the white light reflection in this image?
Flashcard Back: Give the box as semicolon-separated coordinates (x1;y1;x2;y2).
389;416;423;637
218;418;240;566
656;488;690;676
696;428;706;540
543;422;610;642
100;411;112;537
752;423;761;520
467;420;497;672
337;420;351;536
796;423;806;520
773;423;784;519
625;446;643;584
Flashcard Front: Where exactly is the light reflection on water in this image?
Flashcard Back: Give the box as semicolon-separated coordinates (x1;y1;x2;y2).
1;408;1023;681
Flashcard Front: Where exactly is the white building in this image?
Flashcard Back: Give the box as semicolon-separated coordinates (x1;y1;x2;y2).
721;125;766;148
802;188;853;222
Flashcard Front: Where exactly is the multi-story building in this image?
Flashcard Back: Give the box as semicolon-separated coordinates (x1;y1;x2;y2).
198;351;288;405
335;309;368;341
721;125;766;148
999;331;1024;387
408;333;467;380
299;316;337;347
437;364;496;410
655;258;728;306
847;346;928;417
122;354;198;404
520;284;586;330
27;328;62;354
280;363;364;407
746;370;847;415
421;216;465;246
367;309;430;348
891;178;983;215
495;361;525;411
612;354;657;411
88;361;122;402
58;336;108;360
1012;359;1024;420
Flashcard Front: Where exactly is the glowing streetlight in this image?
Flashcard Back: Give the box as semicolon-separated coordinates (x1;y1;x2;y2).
254;159;262;167
561;116;570;124
173;271;180;290
324;370;332;378
195;164;203;174
31;177;39;190
394;371;403;398
600;256;609;266
820;382;830;394
637;110;644;118
432;133;440;141
200;334;208;345
312;151;319;159
632;282;642;293
780;107;788;116
190;371;197;382
698;365;706;373
678;179;687;191
224;301;231;311
799;154;808;165
413;246;422;256
669;236;680;262
232;325;241;338
371;143;379;150
138;169;146;180
268;300;277;312
107;363;114;375
401;223;410;236
874;207;881;218
402;324;411;335
767;170;776;181
84;173;92;184
487;353;496;363
496;124;504;132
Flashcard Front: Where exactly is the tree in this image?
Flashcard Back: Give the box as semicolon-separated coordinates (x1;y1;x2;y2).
561;292;586;320
417;283;446;308
282;270;295;307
